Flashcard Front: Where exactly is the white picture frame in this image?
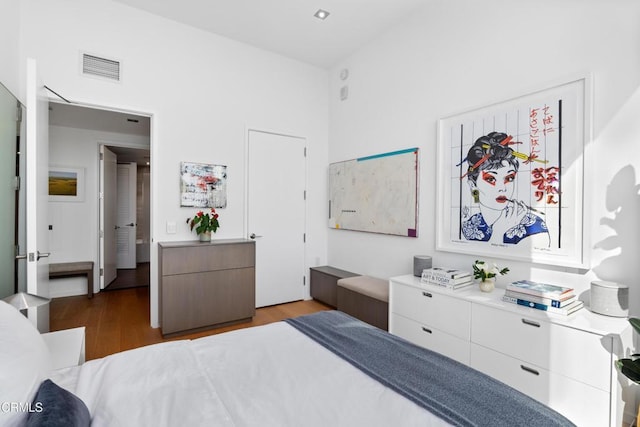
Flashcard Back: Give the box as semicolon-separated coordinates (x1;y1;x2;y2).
48;166;85;202
436;77;590;268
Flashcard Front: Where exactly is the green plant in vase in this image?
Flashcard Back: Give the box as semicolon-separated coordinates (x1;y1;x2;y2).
616;318;640;383
187;208;220;241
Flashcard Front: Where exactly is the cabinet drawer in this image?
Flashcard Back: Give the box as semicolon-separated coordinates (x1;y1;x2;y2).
390;281;471;340
470;343;609;427
471;304;611;390
161;267;255;334
161;243;255;275
391;313;470;364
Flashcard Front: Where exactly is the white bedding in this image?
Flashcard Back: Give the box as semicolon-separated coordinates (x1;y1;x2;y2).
52;322;452;426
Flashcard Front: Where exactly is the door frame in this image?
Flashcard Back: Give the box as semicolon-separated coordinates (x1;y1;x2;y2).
98;142;150;289
25;58;50;332
243;127;308;306
46;99;154;315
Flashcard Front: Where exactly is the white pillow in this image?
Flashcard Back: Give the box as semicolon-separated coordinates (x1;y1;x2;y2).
0;300;52;426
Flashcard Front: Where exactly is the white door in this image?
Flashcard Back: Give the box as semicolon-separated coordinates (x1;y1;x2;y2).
247;130;306;307
116;163;136;269
99;146;117;288
25;59;50;332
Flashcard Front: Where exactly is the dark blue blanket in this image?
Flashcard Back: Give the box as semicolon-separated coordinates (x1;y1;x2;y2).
285;311;575;427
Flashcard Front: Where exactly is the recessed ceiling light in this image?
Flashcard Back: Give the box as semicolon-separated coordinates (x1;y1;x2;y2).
314;9;330;20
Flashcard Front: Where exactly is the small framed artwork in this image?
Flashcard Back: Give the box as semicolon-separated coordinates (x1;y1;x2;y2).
48;166;85;202
436;77;590;268
180;162;227;208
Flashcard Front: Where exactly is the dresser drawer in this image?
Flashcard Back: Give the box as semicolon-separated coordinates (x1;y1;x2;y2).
470;343;609;427
471;304;611;390
161;243;255;275
391;313;470;364
390;281;471;340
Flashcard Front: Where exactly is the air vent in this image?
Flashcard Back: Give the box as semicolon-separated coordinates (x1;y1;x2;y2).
82;53;121;81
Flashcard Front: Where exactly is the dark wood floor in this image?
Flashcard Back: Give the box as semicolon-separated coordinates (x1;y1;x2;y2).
104;262;150;291
50;287;332;361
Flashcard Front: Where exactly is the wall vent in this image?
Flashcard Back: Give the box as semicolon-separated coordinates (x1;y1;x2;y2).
82;53;121;81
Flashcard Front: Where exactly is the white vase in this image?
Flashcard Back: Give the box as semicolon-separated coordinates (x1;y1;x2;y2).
479;278;495;293
199;231;211;242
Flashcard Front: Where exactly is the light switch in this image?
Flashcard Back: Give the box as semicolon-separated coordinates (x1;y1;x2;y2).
166;221;177;234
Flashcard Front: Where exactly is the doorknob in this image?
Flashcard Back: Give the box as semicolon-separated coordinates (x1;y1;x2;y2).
126;223;135;227
249;233;263;239
15;254;27;260
37;251;51;261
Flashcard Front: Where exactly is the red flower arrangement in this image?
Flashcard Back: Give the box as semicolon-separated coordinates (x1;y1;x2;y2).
187;208;220;235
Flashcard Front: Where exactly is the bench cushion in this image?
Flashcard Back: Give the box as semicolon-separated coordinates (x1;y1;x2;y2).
49;262;93;274
337;276;389;302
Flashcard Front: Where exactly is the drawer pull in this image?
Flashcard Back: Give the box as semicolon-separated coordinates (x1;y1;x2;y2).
520;365;540;376
521;318;540;328
421;327;432;334
422;291;433;298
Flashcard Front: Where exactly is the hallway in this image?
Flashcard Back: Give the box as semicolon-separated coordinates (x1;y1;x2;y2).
104;262;150;291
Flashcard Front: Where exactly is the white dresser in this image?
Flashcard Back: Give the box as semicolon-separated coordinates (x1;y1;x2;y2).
389;274;633;427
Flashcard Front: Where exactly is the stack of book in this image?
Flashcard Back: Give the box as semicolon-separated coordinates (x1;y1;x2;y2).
503;279;584;315
421;267;473;290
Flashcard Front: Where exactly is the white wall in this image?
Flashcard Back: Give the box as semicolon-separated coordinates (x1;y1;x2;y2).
19;0;329;326
47;124;149;297
0;0;20;98
328;0;640;315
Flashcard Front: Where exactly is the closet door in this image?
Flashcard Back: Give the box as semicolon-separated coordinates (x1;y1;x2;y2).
247;130;306;307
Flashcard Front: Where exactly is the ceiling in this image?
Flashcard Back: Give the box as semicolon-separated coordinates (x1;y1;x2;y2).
49;102;151;164
48;1;428;161
112;0;427;68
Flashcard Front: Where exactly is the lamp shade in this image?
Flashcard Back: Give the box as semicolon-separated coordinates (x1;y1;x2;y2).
2;292;50;310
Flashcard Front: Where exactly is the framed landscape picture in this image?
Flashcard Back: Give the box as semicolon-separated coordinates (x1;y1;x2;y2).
49;166;85;202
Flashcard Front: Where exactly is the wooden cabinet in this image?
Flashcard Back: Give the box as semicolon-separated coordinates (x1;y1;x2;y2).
159;239;255;336
389;274;632;427
310;266;359;307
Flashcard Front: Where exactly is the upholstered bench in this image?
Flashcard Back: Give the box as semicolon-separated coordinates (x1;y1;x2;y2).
337;276;389;330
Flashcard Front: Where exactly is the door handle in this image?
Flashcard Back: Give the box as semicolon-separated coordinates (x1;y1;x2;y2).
37;251;51;261
126;223;135;227
249;233;263;239
15;254;27;260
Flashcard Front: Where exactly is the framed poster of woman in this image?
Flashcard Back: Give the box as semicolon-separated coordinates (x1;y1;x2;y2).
436;77;590;268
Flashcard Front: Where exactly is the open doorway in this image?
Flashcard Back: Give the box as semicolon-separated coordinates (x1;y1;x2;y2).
102;145;151;291
48;102;151;297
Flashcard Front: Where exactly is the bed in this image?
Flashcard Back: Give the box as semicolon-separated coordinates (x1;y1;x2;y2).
0;300;575;427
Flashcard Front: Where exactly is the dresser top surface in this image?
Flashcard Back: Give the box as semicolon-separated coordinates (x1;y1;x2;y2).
390;274;630;337
158;238;255;248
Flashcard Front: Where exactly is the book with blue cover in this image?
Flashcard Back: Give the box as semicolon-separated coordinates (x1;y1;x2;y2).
504;289;576;308
506;280;574;299
502;295;584;315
